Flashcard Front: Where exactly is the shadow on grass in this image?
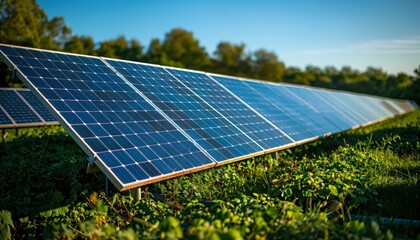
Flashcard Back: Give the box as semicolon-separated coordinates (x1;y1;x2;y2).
0;131;104;217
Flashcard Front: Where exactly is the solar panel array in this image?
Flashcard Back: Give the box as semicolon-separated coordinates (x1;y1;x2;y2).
0;44;417;191
0;88;58;128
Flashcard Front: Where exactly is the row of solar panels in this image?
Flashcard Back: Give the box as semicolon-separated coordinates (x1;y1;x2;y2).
0;88;58;128
0;44;417;191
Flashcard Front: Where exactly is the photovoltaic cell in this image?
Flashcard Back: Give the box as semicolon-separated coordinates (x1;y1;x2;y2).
166;68;293;153
106;59;290;163
0;107;12;124
211;75;315;141
282;86;351;133
18;90;57;122
0;89;42;124
0;88;59;128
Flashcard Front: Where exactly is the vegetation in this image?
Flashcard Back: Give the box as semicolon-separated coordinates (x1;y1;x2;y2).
1;0;419;105
0;110;419;239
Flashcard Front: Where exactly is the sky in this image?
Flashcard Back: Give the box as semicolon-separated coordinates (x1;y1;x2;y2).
37;0;420;75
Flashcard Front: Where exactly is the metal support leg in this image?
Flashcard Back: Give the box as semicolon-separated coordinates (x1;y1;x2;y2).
105;177;109;197
131;187;141;201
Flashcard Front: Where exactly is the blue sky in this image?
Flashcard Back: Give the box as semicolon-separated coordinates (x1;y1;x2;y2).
37;0;420;75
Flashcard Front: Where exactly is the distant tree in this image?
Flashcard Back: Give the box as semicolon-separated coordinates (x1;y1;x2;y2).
384;73;412;98
96;36;143;61
283;67;304;85
0;0;71;87
0;0;71;49
212;42;250;76
160;28;209;69
64;35;95;55
250;49;285;82
408;65;420;104
144;38;167;64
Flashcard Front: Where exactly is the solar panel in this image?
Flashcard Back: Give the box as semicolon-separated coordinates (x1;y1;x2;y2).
164;68;294;156
0;44;214;190
106;60;256;163
0;88;58;128
210;75;316;141
0;43;417;191
18;89;57;122
281;86;351;133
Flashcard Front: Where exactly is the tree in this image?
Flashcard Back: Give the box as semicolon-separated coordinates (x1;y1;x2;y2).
143;38;174;66
0;0;71;87
250;49;285;82
0;0;71;49
408;65;420;104
160;28;209;69
64;35;95;55
96;36;143;61
212;42;250;76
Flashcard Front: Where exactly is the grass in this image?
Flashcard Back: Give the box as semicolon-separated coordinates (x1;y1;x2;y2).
0;110;419;239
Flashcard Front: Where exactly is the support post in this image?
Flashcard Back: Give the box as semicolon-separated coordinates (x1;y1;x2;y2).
131;187;141;201
275;151;279;160
105;177;109;197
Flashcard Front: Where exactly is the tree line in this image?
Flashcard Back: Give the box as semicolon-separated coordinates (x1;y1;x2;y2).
1;0;419;104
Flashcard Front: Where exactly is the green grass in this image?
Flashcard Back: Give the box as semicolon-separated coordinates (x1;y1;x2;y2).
0;110;419;239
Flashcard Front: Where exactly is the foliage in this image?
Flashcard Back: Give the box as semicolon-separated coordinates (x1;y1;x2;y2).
96;36;144;61
0;210;14;239
1;111;419;238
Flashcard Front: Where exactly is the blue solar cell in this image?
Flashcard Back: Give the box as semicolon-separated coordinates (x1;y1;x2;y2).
282;86;352;133
0;108;12;124
212;75;317;141
106;59;292;163
166;68;293;151
330;93;377;124
0;44;214;190
0;89;41;124
361;96;393;119
17;90;57;122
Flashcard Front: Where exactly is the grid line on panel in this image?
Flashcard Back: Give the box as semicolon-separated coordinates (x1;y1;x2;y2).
165;68;293;153
212;75;323;141
251;81;327;138
0;44;213;190
212;75;314;141
17;89;57;122
327;92;369;125
206;74;295;143
280;86;342;134
15;89;46;122
0;88;42;124
100;57;217;164
163;68;269;149
283;86;353;133
0;88;59;128
310;90;359;127
104;58;265;163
